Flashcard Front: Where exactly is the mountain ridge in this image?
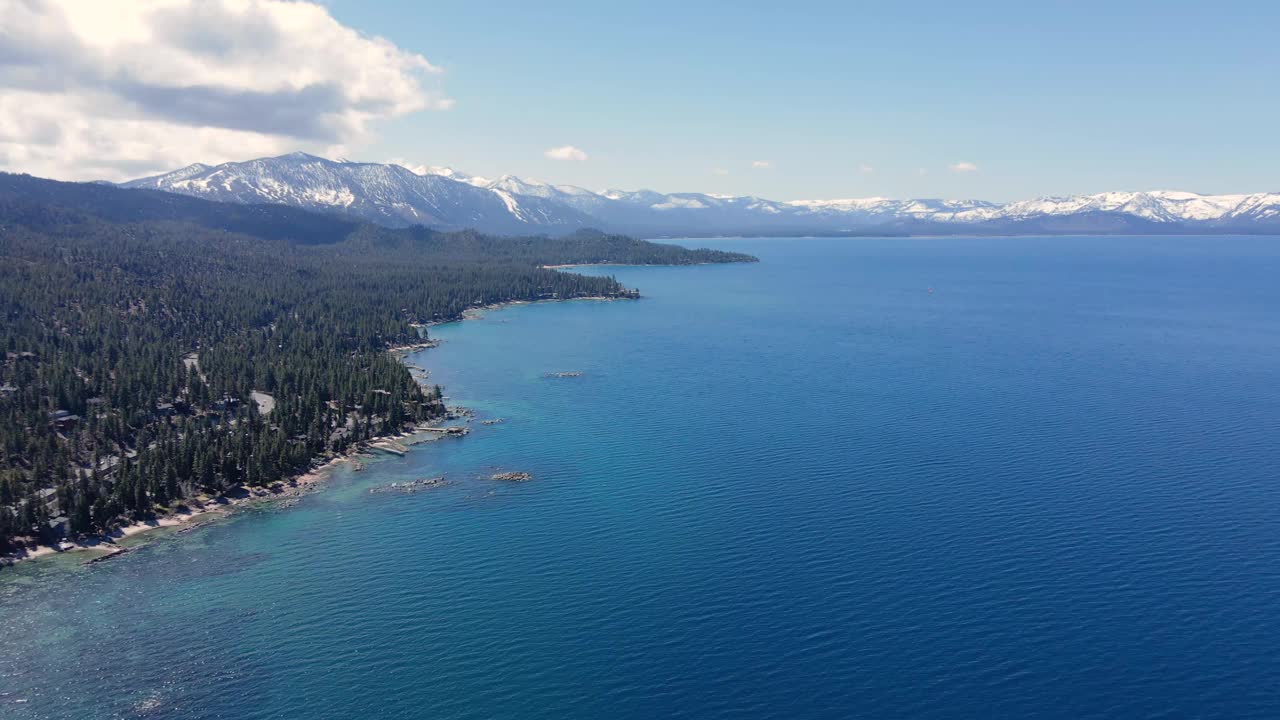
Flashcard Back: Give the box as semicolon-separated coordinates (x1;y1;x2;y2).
121;154;1280;236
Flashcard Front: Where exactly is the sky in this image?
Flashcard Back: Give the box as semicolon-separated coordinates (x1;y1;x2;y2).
1;0;1277;201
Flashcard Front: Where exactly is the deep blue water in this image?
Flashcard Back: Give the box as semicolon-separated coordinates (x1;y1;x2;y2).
4;236;1280;719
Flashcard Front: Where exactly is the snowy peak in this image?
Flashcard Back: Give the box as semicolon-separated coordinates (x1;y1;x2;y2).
488;175;554;197
417;166;492;188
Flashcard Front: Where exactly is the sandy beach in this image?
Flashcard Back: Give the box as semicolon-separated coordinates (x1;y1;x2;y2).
0;454;348;567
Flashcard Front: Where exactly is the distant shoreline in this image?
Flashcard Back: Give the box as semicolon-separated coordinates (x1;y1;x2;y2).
635;231;1280;241
540;262;726;270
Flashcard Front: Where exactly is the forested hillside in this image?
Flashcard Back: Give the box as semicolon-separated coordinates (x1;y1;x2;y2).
0;174;756;552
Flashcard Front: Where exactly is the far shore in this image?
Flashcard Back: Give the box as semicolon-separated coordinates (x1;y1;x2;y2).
538;262;723;269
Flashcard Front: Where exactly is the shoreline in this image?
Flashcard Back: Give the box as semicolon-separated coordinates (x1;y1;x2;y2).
539;262;722;269
427;294;635;327
1;293;634;570
0;435;425;568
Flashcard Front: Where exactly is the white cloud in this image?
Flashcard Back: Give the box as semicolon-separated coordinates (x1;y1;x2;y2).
751;160;772;169
387;158;432;175
544;145;588;161
949;161;979;173
0;0;451;180
859;164;874;174
712;168;730;176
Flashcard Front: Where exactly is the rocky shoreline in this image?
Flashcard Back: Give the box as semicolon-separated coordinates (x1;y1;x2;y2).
0;426;452;568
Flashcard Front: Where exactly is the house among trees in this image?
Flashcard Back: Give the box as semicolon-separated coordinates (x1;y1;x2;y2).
48;410;80;430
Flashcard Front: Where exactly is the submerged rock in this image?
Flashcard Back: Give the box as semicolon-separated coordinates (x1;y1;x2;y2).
543;371;583;379
490;471;532;482
84;546;130;564
369;476;447;494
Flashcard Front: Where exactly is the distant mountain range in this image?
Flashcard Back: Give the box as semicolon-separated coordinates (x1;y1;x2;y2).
123;153;1280;236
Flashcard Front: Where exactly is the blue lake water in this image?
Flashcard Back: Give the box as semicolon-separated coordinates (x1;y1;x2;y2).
4;236;1280;719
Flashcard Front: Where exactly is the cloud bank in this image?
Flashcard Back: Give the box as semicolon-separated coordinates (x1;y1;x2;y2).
0;0;451;180
544;145;588;161
949;161;979;173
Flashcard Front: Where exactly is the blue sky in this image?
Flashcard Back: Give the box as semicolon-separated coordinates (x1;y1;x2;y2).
1;1;1275;200
323;0;1280;200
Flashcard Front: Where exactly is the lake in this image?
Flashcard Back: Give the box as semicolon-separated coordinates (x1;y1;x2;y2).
3;236;1280;719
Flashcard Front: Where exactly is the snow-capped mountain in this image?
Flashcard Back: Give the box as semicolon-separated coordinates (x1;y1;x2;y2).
787;191;1280;227
124;154;1280;236
123;153;598;235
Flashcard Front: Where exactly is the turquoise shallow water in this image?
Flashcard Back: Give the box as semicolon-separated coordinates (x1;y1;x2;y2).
4;236;1280;719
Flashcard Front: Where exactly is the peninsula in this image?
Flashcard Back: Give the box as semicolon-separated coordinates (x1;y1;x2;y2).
0;173;756;562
